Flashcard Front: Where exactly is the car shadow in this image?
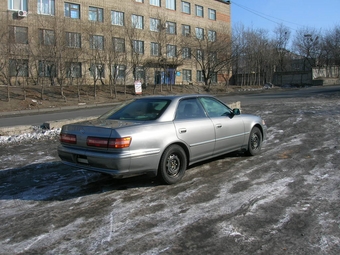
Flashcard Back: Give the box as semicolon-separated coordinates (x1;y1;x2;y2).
187;150;247;170
0;161;161;202
0;151;249;202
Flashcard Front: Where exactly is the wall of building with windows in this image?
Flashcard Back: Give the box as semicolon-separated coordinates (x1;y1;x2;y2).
0;0;231;86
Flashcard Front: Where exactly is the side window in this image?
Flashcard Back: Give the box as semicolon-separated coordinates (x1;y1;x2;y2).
199;97;232;117
175;98;206;119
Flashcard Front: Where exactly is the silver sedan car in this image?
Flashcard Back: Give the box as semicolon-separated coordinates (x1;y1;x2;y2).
58;95;267;184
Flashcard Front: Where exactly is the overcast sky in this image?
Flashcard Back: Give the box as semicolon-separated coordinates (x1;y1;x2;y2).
231;0;339;35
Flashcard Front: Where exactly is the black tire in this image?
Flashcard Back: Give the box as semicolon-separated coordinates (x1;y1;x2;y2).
246;127;262;156
158;145;187;185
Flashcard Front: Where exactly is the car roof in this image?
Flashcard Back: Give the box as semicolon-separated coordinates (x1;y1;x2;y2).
135;94;214;101
134;94;216;122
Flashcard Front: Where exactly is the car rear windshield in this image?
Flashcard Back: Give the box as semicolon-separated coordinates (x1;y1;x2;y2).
100;99;171;121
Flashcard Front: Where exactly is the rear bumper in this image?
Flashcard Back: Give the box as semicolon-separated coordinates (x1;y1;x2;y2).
57;145;160;177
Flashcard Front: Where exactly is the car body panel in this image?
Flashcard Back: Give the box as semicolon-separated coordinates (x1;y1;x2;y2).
58;94;267;180
174;118;215;162
210;115;246;154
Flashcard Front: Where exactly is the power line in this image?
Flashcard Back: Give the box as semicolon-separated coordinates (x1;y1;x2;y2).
231;1;304;31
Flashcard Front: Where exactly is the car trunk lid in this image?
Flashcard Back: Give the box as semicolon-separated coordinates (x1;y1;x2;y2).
61;119;139;149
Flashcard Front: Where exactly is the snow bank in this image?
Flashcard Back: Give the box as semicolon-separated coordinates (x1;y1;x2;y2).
0;127;60;145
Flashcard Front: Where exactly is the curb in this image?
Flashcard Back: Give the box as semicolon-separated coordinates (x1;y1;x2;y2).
0;102;117;117
0;116;97;136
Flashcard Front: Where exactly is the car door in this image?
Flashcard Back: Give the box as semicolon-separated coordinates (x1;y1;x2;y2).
199;97;245;155
174;98;215;163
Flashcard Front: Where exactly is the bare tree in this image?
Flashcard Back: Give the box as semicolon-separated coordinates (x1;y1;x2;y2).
320;25;340;66
106;24;128;98
189;24;232;90
144;13;179;93
292;27;321;70
0;15;12;101
82;21;108;99
124;13;148;96
273;24;291;72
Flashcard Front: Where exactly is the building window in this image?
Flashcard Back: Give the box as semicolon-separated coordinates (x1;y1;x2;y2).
195;27;204;40
150;0;160;7
182;24;191;36
208;8;216;20
113;37;125;52
89;6;103;22
9;59;28;77
150;18;160;32
132;14;144;29
90;63;105;78
113;65;126;79
8;0;27;10
196;49;203;60
9;26;28;44
182;47;191;59
150;42;160;56
66;32;81;48
39;29;55;45
166;21;176;34
90;35;104;50
166;0;175;10
64;3;80;19
134;66;144;80
211;72;217;83
197;70;204;82
133;40;144;54
195;5;204;17
167;44;176;58
182;69;192;82
37;0;55;15
181;1;190;14
111;11;124;26
66;62;82;78
209;51;217;62
39;61;56;77
135;0;143;2
208;30;217;42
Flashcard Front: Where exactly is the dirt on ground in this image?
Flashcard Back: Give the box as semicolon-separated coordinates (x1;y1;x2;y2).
0;83;243;113
0;89;339;254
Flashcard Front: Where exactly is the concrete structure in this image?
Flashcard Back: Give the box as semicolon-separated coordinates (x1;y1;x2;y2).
0;0;231;87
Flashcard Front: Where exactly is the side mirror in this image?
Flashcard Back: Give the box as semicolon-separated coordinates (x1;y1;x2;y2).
232;108;241;115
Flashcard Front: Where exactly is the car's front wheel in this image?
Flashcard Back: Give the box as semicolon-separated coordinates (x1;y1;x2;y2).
158;145;187;184
246;127;262;156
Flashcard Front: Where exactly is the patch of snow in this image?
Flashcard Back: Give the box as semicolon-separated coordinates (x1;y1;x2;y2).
0;127;61;145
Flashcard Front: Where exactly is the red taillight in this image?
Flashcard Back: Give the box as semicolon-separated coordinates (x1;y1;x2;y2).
87;137;109;147
87;137;132;149
60;133;77;144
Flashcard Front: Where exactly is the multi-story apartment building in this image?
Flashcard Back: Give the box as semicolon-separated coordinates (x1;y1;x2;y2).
1;0;231;87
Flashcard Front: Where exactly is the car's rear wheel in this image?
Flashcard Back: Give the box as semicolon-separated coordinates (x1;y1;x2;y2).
158;145;187;184
246;127;262;156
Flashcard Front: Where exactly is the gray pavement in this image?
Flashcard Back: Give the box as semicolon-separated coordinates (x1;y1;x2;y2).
1;85;339;136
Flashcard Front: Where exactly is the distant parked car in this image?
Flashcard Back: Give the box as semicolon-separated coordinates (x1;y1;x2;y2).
58;95;267;184
263;83;274;89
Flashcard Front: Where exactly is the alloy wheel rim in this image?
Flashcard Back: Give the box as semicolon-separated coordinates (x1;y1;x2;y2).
166;154;180;176
251;134;259;150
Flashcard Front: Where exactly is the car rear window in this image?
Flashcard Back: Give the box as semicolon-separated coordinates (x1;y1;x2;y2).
103;99;171;121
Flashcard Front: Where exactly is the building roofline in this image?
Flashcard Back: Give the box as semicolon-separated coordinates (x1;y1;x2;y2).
215;0;231;5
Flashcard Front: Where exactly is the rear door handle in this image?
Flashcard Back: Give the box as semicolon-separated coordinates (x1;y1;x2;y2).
179;128;187;133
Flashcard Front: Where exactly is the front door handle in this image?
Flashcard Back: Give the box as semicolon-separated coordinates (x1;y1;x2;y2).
216;124;222;128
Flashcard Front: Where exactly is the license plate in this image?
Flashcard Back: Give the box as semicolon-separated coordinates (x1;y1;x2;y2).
77;156;88;164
